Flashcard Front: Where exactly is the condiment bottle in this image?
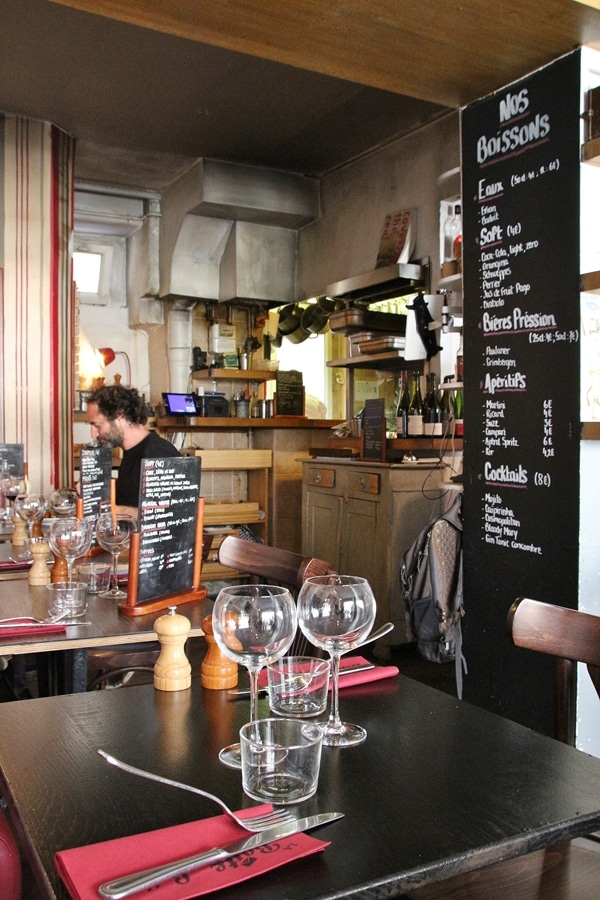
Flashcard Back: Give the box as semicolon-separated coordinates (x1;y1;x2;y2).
153;606;191;692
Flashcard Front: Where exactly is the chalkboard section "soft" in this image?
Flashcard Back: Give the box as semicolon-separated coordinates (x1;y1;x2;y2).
135;456;202;604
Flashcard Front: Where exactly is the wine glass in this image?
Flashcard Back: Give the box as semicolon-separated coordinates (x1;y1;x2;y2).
212;584;298;769
95;511;134;599
47;517;94;583
14;493;46;559
48;487;78;518
297;574;376;748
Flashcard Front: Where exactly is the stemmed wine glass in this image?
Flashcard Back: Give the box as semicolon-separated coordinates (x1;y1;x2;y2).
297;574;376;748
95;510;135;599
14;493;46;559
47;517;94;583
212;584;298;769
48;487;78;518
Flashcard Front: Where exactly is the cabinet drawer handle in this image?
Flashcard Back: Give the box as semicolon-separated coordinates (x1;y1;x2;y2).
359;477;366;490
314;472;322;484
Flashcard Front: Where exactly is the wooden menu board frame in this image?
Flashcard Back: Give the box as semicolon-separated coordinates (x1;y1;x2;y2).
120;457;207;616
360;399;387;461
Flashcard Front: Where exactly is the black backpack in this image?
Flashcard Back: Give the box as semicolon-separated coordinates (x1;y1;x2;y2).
400;493;466;698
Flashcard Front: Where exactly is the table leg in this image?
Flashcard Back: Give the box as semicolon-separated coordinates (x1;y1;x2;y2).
60;649;88;693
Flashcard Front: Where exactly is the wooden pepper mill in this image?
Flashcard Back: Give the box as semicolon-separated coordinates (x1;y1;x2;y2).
11;513;27;548
153;606;192;692
50;554;69;583
200;613;238;690
28;539;51;586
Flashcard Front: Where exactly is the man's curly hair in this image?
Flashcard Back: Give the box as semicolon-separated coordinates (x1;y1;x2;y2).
86;385;147;426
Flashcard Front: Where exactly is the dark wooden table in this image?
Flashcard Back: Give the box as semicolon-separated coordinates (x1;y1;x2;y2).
2;675;600;899
0;579;211;693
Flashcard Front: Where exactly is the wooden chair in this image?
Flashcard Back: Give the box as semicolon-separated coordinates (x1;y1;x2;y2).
0;806;21;900
217;535;336;656
508;596;600;745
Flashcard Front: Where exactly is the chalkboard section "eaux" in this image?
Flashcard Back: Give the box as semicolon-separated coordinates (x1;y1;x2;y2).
124;456;204;612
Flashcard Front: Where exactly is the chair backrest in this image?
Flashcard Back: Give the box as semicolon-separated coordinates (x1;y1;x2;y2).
0;807;21;900
508;597;600;712
217;536;336;656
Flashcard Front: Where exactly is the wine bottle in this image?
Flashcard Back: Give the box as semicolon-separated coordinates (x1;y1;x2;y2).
441;375;454;437
424;373;443;437
396;370;410;438
454;386;464;438
407;371;424;437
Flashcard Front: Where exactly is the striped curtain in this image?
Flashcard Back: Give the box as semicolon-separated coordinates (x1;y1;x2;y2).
0;115;75;493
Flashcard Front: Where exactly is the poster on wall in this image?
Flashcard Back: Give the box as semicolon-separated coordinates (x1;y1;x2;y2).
461;51;582;735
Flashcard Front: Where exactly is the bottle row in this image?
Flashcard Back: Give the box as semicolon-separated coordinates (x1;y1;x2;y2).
396;370;463;439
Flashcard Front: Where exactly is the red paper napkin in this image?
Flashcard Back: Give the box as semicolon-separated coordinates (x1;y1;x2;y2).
0;622;67;639
0;559;32;571
55;805;330;900
333;655;399;689
258;655;399;690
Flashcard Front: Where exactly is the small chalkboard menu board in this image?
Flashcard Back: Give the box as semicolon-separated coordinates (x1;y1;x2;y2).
360;399;386;461
275;370;305;416
79;447;112;518
0;443;24;476
128;456;202;608
461;51;581;734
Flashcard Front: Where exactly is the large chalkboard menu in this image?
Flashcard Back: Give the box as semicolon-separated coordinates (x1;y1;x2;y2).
135;456;202;604
79;447;112;518
461;52;581;736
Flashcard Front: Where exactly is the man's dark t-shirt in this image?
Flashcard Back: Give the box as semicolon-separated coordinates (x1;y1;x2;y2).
116;431;180;507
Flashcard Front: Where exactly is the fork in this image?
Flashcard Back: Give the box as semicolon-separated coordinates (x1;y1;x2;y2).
0;610;69;626
97;750;297;832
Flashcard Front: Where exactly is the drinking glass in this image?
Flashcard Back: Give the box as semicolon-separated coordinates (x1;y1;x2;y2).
212;584;298;769
14;493;46;559
297;574;376;747
95;511;134;599
48;487;78;518
47;517;94;583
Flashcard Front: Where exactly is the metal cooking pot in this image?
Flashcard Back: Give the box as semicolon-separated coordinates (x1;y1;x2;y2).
301;303;329;335
277;304;303;335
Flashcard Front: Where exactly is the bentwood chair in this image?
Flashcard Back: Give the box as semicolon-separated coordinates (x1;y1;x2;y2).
508;596;600;745
0;806;21;900
217;535;335;657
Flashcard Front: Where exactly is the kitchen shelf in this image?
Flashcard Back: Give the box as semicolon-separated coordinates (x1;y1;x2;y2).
582;136;600;166
192;368;277;382
581;271;600;294
327;352;425;370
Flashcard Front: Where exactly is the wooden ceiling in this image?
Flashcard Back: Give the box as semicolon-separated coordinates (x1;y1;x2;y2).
51;0;600;107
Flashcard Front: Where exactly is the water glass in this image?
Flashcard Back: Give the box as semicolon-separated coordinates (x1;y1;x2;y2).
240;718;323;804
46;582;87;622
267;656;330;718
77;562;110;594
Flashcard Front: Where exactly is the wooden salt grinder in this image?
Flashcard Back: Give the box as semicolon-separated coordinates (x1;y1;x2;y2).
11;514;27;548
50;554;68;583
200;614;238;690
29;540;51;586
153;606;192;692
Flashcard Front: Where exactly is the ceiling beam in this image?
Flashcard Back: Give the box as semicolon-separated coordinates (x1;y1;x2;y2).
49;0;600;107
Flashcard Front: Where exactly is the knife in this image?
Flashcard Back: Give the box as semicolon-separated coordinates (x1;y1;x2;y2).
98;811;344;899
227;661;375;697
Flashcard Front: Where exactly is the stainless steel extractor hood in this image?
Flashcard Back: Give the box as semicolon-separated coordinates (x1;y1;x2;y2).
325;260;428;305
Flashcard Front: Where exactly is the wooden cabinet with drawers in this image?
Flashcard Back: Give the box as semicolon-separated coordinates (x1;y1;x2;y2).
302;459;444;653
